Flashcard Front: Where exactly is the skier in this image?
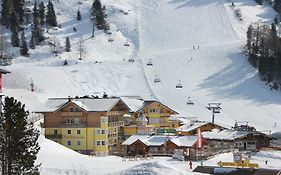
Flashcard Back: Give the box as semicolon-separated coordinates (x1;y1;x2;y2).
265;160;268;165
189;161;193;169
198;46;199;49
73;27;77;32
193;46;195;49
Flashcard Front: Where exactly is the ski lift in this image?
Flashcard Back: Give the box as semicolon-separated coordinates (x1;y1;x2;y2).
154;75;161;83
186;97;194;105
176;80;183;88
124;41;130;46
147;58;153;66
108;38;113;42
128;57;134;62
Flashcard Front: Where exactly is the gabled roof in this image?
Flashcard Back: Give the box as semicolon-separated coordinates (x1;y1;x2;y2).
35;98;130;112
120;97;178;114
176;121;226;133
202;129;253;141
170;136;198;147
137;100;178;114
122;135;198;147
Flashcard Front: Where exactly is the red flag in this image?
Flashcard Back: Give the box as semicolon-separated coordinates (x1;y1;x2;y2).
197;128;202;149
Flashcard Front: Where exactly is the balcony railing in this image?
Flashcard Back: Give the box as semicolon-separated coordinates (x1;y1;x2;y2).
108;121;125;127
60;122;86;128
61;112;83;117
45;134;62;140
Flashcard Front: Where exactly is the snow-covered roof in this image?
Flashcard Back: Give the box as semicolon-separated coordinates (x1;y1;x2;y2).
35;98;123;112
202;129;250;141
120;97;144;112
170;136;197;147
176;121;209;132
122;135;198;147
122;135;150;145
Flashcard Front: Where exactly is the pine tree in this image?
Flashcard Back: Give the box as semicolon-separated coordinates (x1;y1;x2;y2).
46;0;57;27
32;2;45;45
29;31;36;49
77;9;81;21
12;0;25;24
39;2;45;26
91;0;107;30
0;97;40;175
65;37;70;52
10;11;20;47
20;31;29;56
1;0;12;26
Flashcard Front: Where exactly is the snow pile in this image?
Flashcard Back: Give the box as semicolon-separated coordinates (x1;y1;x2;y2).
113;161;184;175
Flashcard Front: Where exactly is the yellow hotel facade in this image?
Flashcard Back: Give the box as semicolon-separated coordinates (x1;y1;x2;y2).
36;97;181;156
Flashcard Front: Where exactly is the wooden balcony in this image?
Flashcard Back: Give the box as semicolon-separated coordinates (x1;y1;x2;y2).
60;122;86;128
107;111;126;116
61;112;83;117
108;121;125;127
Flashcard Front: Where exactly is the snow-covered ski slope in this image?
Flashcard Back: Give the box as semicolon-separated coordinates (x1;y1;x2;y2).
4;0;281;133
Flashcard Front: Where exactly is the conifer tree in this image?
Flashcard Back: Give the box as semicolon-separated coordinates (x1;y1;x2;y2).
12;0;25;24
29;31;36;49
39;2;45;26
0;97;40;175
32;2;45;45
91;0;107;30
65;36;70;52
20;31;29;56
77;9;81;21
1;0;12;26
10;11;20;47
46;0;57;27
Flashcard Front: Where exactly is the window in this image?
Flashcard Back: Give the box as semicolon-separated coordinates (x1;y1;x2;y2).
77;141;81;146
67;118;74;123
96;141;100;146
102;141;105;145
96;130;100;134
114;128;117;133
54;129;58;135
67;130;71;134
74;118;81;124
70;108;74;112
77;130;81;135
67;141;71;146
149;118;159;124
101;129;106;134
114;139;117;144
75;108;79;112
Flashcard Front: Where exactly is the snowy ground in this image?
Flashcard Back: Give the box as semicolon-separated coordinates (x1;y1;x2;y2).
3;0;281;174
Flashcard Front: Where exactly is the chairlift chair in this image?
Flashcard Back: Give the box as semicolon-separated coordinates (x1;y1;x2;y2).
147;58;153;66
186;97;194;105
176;80;183;88
124;42;130;46
108;38;113;42
154;75;161;83
128;57;134;62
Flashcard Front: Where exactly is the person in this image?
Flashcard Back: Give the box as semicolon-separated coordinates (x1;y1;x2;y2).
265;160;268;165
189;161;193;169
73;27;77;32
200;161;203;166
